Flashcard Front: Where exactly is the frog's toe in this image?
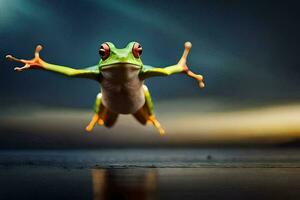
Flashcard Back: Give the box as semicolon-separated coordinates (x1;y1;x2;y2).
85;114;99;133
148;115;165;136
158;127;165;136
85;124;94;132
98;118;104;126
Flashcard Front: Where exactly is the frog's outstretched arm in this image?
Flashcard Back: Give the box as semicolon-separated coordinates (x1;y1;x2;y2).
6;45;100;81
139;42;205;88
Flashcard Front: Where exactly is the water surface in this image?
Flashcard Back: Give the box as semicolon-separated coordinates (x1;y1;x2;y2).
1;148;300;200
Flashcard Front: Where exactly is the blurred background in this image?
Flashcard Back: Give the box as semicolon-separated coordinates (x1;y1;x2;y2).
1;0;300;148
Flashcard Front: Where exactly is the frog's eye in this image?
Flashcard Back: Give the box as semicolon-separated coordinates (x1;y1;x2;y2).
132;43;142;58
99;43;110;60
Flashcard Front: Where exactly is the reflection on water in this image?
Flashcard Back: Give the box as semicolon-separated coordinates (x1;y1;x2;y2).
1;149;300;200
92;169;157;200
1;166;300;200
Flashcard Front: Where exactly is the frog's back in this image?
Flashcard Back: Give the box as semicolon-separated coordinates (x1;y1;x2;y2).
100;64;145;114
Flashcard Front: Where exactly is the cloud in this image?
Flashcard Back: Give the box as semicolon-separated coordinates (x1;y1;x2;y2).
1;100;300;148
0;0;55;31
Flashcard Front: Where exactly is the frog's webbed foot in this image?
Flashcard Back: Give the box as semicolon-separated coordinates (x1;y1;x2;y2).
98;118;104;126
86;114;100;132
6;45;44;72
178;42;205;88
148;115;165;136
85;114;105;132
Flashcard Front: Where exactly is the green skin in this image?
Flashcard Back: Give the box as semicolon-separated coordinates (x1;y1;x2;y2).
6;41;204;134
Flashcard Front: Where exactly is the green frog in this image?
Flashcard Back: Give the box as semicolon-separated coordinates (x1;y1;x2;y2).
6;41;205;135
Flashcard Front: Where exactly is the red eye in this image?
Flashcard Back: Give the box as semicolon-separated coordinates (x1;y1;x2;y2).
132;42;142;58
99;43;110;60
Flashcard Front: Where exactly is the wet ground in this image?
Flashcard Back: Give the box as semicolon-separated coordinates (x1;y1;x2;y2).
1;149;300;200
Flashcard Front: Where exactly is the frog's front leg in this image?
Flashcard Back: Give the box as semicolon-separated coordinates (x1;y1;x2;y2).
180;42;205;88
6;45;44;71
140;42;205;88
6;45;100;81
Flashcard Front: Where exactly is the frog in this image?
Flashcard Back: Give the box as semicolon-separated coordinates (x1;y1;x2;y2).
6;41;205;136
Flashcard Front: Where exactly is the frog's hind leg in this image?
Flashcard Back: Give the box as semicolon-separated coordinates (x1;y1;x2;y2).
86;93;119;132
86;93;103;132
103;109;118;128
133;85;165;136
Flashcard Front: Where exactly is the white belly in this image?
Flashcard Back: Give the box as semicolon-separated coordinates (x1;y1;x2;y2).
100;64;145;114
101;82;145;114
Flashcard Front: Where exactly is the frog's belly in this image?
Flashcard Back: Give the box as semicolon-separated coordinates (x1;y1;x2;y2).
101;81;145;114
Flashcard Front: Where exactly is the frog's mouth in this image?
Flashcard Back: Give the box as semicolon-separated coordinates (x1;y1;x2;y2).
101;63;141;70
101;63;141;81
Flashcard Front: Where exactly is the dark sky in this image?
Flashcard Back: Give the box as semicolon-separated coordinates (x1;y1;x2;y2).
1;0;300;109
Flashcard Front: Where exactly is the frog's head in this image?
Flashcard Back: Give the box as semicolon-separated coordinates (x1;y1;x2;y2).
98;42;143;70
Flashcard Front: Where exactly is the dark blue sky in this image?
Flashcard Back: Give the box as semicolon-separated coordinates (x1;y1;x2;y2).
1;0;299;108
